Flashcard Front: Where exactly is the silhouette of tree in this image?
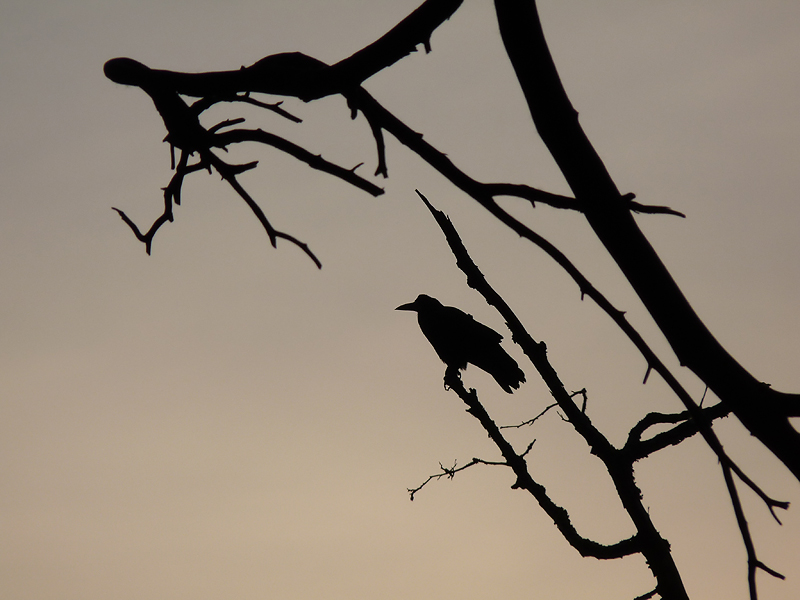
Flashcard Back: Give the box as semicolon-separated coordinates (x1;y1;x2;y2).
104;1;798;598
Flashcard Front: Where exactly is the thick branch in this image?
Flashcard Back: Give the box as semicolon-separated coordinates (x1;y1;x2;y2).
104;0;464;101
327;0;464;89
200;148;322;267
492;0;800;480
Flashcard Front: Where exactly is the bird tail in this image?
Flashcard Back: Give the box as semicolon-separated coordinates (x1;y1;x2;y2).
476;351;526;394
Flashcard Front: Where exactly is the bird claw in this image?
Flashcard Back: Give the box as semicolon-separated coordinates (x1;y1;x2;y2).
443;366;462;391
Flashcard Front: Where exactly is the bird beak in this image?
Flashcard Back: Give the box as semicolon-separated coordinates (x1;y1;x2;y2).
395;302;417;311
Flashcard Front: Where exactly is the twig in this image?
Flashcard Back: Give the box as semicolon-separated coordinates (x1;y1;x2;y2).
625;404;730;453
211;128;384;196
500;402;557;429
408;457;504;501
192;94;303;123
112;150;203;254
571;388;588;413
722;462;785;600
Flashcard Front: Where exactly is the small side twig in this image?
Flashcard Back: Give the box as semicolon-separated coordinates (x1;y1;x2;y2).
571;388;588;413
500;402;557;429
408;457;505;501
192;94;303;123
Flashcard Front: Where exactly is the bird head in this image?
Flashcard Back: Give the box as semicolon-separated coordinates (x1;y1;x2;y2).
395;294;440;312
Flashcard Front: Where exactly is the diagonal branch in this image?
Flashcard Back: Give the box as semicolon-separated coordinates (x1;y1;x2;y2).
199;148;322;268
623;403;731;460
211;128;383;196
442;370;641;561
492;0;800;480
420;192;695;596
327;0;464;89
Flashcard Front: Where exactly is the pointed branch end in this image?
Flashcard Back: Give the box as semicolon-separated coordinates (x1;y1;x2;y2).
756;561;786;581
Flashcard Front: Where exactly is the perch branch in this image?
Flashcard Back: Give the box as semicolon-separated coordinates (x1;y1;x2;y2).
443;370;641;560
421;190;697;597
417;178;788;523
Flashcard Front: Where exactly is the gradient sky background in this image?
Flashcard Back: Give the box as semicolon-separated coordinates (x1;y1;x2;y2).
2;1;799;599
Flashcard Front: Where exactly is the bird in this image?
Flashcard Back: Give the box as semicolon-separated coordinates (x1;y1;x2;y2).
396;294;525;393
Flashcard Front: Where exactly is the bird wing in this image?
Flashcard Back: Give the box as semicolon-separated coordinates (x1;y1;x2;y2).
443;309;524;393
446;308;503;344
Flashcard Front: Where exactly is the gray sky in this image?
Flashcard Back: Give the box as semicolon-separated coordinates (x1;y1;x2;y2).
1;1;799;599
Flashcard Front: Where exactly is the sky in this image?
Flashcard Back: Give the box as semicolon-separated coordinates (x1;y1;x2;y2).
1;1;799;599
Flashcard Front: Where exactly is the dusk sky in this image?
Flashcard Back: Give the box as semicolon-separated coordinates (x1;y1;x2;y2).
2;1;799;599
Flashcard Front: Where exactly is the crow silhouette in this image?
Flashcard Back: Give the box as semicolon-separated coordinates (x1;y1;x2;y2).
396;294;525;393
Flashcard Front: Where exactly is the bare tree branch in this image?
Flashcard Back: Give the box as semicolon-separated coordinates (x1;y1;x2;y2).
492;0;800;479
419;188;790;599
623;404;731;459
419;192;693;596
112;150;204;254
211;128;383;195
442;370;641;561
